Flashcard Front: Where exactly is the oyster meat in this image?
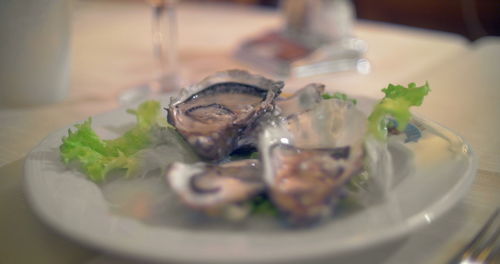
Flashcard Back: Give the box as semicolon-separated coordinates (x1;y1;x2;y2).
260;98;367;225
167;70;283;161
165;159;264;219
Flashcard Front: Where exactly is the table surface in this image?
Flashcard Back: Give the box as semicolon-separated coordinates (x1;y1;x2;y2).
1;1;499;263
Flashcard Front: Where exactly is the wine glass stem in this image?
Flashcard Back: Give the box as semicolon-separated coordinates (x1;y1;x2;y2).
152;0;178;92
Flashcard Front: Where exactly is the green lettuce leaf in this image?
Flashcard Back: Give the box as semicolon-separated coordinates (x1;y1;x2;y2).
368;82;430;140
60;101;169;182
250;194;278;216
322;92;357;105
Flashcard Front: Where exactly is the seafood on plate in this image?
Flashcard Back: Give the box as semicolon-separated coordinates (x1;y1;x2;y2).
60;69;430;227
259;98;367;225
166;159;264;220
166;70;283;161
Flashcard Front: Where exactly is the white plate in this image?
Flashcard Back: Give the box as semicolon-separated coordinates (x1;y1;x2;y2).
24;97;478;264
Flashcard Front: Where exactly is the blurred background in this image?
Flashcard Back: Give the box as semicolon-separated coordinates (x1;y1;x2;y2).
187;0;500;41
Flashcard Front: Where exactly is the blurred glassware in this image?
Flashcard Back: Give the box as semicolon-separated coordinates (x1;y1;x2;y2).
283;0;354;44
235;0;369;78
0;0;71;106
119;0;180;105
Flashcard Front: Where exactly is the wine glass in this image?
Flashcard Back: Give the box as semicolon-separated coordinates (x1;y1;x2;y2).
119;0;180;105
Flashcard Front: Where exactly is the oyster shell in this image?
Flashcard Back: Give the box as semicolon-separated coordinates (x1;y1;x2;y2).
165;159;264;218
167;70;283;161
275;83;325;118
260;97;367;225
235;83;327;150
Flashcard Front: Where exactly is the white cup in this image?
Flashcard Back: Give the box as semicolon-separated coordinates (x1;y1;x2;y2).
0;0;71;106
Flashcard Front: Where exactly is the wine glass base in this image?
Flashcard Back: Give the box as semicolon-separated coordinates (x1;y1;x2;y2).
118;74;183;105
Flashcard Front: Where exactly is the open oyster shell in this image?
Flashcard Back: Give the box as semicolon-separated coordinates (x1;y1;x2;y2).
260;97;367;225
167;70;283;161
165;159;264;219
275;83;325;118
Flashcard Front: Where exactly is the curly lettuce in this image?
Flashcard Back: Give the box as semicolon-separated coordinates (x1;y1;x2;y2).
250;194;278;216
322;92;357;105
368;82;430;140
60;101;171;182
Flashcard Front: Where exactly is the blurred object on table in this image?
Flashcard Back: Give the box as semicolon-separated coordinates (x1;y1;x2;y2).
200;0;499;41
119;0;180;105
0;0;71;107
234;0;368;78
148;0;180;92
186;0;278;7
352;0;500;41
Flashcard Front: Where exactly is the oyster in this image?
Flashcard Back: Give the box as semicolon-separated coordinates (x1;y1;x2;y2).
275;83;325;118
165;159;264;219
167;70;283;161
260;97;367;225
